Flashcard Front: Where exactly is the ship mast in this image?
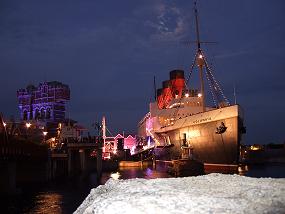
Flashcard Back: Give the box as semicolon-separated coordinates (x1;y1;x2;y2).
194;1;206;112
194;1;201;50
102;116;106;144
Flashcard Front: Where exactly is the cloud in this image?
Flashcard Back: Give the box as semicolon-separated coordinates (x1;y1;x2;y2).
135;1;188;42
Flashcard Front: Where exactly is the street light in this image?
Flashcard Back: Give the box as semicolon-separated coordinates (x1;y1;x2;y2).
25;122;32;139
50;137;55;149
25;122;31;128
2;121;8;143
43;131;48;145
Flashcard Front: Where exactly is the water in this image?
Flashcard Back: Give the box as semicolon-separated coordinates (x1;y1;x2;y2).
1;174;99;213
100;163;172;183
240;163;285;178
2;163;285;213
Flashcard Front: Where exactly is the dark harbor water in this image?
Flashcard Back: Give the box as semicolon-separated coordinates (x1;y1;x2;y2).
2;163;285;214
240;163;285;178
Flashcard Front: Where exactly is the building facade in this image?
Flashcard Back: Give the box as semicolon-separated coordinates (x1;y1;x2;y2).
17;81;70;123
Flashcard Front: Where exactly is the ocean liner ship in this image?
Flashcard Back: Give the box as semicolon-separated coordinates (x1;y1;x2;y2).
137;2;246;164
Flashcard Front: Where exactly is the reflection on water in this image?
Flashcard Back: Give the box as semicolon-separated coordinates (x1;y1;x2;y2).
100;164;171;184
29;192;63;214
110;172;121;180
2;163;285;213
2;174;99;214
238;165;249;176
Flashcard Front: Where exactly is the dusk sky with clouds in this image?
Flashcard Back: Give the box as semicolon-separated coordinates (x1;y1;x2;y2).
0;0;284;145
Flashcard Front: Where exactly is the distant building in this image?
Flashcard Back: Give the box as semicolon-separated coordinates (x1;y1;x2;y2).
17;81;70;136
58;120;88;143
102;134;137;159
17;81;70;122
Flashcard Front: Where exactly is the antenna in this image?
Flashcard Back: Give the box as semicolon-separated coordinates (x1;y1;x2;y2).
194;0;206;112
233;84;237;104
154;76;156;101
194;0;201;50
181;1;217;48
102;116;106;139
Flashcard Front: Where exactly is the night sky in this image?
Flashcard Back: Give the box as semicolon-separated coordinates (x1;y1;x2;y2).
0;0;284;145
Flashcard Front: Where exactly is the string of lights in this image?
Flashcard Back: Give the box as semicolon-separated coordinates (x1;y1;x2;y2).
202;50;230;105
205;68;218;107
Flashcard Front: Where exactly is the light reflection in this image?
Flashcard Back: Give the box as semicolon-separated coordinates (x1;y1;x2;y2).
238;165;249;176
110;172;121;180
146;168;153;177
31;192;62;214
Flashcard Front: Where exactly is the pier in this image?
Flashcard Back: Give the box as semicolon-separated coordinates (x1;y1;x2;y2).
0;134;48;195
0;133;104;195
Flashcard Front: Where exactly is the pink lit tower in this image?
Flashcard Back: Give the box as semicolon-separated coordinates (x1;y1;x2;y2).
17;81;70;131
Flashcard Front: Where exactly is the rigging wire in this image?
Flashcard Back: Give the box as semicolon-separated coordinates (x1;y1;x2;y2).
106;127;114;137
205;67;218;107
202;50;230;105
153;0;230;130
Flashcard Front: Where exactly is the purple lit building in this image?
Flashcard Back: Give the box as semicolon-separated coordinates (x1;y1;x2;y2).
17;81;70;123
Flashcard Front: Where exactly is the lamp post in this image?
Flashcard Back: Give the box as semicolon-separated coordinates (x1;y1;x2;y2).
25;122;32;139
2;121;8;143
43;131;48;145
